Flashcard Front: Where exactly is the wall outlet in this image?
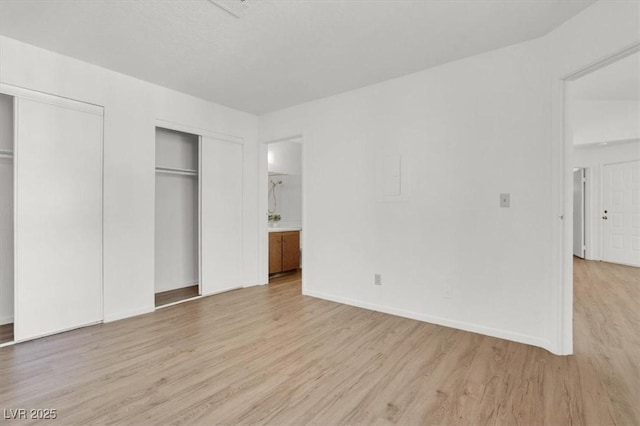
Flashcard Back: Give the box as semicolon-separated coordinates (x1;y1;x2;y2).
374;273;382;286
500;193;510;208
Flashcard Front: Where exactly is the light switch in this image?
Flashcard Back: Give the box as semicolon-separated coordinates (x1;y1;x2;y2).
500;193;510;208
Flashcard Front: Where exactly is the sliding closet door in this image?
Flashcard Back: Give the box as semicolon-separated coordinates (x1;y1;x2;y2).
201;137;243;295
15;96;103;341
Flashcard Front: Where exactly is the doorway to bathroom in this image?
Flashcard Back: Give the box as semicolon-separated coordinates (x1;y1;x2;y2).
266;138;303;285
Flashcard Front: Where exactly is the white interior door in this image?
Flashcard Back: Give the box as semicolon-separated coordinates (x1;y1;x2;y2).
573;169;585;258
15;95;103;341
602;160;640;267
201;137;243;295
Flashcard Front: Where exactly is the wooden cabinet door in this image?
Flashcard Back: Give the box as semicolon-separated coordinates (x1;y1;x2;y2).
269;233;282;274
282;232;300;272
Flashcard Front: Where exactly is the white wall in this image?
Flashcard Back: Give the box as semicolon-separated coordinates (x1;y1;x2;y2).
0;93;13;325
268;141;301;175
259;0;640;354
268;141;302;227
574;140;640;260
0;35;259;322
268;174;302;226
261;38;554;349
155;127;198;170
572;100;640;145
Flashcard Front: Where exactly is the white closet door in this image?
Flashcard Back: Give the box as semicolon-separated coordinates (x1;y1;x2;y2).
15;96;103;341
201;137;243;295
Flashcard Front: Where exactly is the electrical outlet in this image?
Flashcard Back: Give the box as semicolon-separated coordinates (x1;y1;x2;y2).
374;273;382;286
500;193;510;208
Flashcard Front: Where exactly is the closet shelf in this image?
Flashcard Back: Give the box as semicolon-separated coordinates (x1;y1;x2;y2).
155;166;198;176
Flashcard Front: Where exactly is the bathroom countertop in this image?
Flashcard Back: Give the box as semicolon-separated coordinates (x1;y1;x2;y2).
268;226;301;233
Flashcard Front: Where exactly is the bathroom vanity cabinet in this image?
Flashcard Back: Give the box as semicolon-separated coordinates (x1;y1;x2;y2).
269;230;300;275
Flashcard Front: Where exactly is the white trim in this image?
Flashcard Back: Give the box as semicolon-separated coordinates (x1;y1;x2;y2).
13;321;102;344
104;306;155;323
155;295;202;310
260;134;305;288
260;134;303;145
0;315;13;325
0;83;103;116
304;289;552;352
198;136;203;297
155;118;243;145
12;95;18;340
2;86;106;341
560;43;640;81
201;285;242;298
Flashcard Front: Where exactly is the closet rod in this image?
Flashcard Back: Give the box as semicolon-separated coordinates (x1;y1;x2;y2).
155;166;198;177
0;150;13;159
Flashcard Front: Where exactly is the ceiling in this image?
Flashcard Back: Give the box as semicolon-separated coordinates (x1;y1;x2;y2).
0;0;595;114
572;52;640;101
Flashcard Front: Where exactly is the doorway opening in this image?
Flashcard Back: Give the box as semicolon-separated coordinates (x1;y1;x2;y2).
154;127;201;307
265;138;303;286
567;49;640;267
564;46;640;354
0;93;14;345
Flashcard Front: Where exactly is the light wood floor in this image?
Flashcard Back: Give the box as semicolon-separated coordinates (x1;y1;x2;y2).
268;269;302;285
0;259;638;424
0;322;13;345
155;284;199;307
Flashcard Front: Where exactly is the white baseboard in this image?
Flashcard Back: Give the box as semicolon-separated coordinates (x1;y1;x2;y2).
202;286;242;297
0;315;13;325
104;306;154;323
304;289;552;352
243;282;267;288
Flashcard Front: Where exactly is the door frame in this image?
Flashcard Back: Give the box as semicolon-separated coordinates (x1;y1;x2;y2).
0;83;105;343
153;118;244;308
557;42;640;355
573;167;586;259
260;134;305;289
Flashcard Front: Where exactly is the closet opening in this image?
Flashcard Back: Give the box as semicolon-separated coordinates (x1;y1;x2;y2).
154;127;200;308
0;93;14;345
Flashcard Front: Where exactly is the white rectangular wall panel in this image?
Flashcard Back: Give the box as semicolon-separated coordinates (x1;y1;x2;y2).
15;96;103;341
201;137;243;295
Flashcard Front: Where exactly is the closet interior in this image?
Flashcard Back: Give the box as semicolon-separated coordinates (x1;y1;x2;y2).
155;127;200;307
0;93;14;345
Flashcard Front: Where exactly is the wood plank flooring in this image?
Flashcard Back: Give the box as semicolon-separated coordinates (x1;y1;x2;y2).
155;284;199;307
0;322;13;345
268;269;301;285
0;259;638;425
